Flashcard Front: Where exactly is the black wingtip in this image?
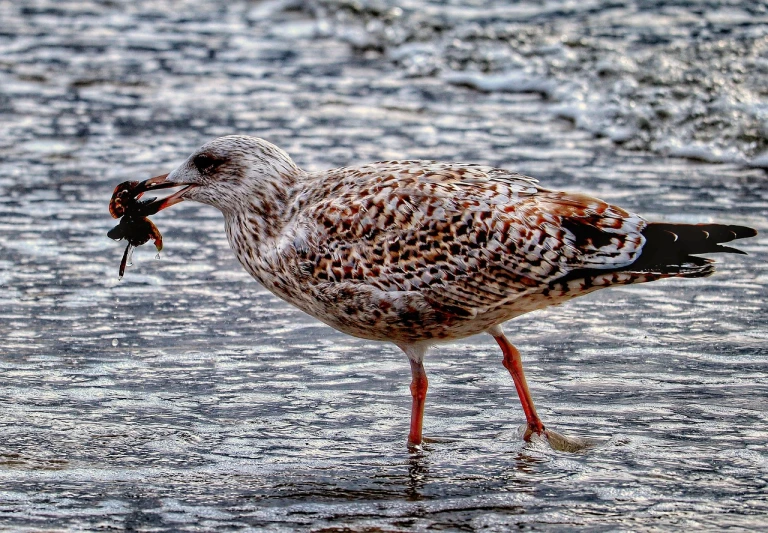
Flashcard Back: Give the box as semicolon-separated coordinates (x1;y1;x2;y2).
728;225;758;240
715;245;747;255
629;222;757;275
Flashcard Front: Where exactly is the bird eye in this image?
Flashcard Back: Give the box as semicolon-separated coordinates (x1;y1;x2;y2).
193;154;223;173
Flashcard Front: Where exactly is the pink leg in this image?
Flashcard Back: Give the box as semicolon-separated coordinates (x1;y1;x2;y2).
493;332;546;440
408;359;429;447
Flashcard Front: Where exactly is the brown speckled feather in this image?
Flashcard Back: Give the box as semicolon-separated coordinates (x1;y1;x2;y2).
162;136;754;345
251;160;648;342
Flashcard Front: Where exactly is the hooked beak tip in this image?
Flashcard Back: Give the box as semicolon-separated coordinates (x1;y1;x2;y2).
135;173;195;213
141;173;174;190
142;173;195;211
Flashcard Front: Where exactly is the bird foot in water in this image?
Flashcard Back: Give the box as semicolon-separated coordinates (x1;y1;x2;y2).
521;424;598;453
407;435;458;451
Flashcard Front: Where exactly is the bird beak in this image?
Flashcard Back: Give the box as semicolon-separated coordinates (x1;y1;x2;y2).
136;173;195;213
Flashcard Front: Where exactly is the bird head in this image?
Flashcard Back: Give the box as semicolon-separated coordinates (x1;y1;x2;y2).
138;135;301;216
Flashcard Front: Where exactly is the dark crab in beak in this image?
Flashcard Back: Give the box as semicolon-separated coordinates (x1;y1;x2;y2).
107;174;194;278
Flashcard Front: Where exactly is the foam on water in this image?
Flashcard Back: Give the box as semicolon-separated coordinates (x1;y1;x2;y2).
314;0;768;164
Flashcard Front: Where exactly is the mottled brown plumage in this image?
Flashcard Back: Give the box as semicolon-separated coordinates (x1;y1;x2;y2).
131;135;757;450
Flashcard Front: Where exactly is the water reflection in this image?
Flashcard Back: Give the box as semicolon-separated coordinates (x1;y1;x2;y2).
405;452;430;501
510;451;546;476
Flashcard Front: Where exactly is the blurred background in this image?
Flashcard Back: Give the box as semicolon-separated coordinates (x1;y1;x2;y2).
0;1;766;530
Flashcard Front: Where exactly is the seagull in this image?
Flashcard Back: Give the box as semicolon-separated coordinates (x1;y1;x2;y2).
132;135;757;449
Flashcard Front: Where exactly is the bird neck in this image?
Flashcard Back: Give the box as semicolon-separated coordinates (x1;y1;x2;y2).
222;177;304;277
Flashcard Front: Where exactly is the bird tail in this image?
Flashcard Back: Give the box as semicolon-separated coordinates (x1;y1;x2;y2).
629;223;757;277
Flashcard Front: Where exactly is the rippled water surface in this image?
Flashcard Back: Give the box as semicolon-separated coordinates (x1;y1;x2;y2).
1;1;767;531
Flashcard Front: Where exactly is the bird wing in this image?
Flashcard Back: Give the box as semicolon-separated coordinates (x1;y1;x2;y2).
286;161;647;317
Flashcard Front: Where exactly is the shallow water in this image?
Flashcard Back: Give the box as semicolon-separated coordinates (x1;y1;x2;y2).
0;1;767;531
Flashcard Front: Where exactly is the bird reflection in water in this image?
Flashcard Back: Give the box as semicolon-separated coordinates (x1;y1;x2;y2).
405;451;430;501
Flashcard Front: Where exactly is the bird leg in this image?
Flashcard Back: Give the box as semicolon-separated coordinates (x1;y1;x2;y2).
408;359;429;447
493;332;546;440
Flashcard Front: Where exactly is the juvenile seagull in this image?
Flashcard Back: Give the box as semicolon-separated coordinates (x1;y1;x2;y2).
138;135;756;449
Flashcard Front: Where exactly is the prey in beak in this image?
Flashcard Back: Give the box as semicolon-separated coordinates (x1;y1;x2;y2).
109;174;194;218
107;174;194;279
